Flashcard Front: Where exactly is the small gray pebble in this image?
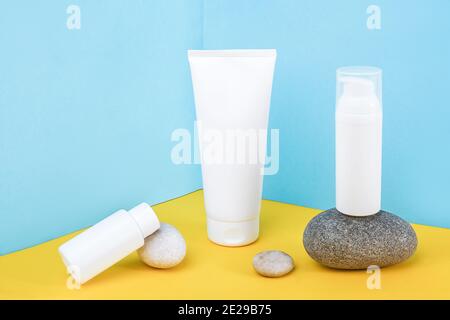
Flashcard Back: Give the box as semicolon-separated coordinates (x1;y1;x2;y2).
303;208;418;269
138;223;186;269
253;250;295;277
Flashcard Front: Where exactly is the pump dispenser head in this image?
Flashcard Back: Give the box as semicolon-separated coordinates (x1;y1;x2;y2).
341;77;375;97
337;66;382;111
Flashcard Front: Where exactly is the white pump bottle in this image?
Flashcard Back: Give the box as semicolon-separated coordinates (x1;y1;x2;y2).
335;67;383;216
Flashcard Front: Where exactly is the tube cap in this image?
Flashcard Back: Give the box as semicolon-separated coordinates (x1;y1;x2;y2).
207;217;259;247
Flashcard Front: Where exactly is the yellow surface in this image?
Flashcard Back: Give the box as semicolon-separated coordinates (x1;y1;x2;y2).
1;190;450;300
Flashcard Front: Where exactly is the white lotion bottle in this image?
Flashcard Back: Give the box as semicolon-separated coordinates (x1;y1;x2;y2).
188;49;276;246
336;67;382;216
59;203;160;284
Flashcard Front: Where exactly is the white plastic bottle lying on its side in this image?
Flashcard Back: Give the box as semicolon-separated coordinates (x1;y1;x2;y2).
335;67;383;216
59;203;160;284
188;49;277;246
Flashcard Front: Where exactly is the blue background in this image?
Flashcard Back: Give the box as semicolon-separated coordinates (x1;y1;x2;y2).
1;0;449;255
0;0;203;255
204;0;450;229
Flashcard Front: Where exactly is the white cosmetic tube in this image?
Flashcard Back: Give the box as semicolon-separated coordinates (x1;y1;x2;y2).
188;49;276;246
336;66;382;216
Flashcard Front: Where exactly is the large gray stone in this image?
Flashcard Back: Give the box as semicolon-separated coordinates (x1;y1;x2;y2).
303;208;417;269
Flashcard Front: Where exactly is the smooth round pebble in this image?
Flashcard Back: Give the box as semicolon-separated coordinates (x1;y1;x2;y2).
253;250;295;277
138;223;186;269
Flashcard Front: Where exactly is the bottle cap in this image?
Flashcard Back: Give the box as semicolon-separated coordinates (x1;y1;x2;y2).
59;203;160;284
129;203;160;237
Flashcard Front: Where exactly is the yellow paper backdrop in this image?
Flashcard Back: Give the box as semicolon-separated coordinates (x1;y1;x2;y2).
1;191;449;299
